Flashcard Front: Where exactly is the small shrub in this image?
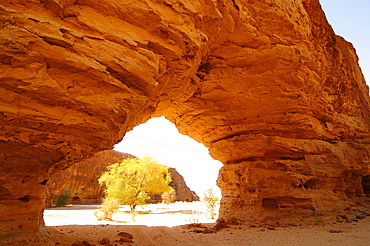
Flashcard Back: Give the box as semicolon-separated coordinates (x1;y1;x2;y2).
161;187;177;204
94;198;119;221
186;210;202;224
56;189;72;207
203;188;220;219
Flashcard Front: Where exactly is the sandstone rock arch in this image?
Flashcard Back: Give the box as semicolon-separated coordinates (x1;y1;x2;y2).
1;0;370;244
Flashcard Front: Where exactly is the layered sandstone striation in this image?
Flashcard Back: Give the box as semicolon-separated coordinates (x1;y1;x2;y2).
46;150;199;206
1;0;370;244
168;167;200;202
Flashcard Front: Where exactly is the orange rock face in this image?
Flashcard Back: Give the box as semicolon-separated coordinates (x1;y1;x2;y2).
46;150;134;206
46;150;199;206
1;0;370;244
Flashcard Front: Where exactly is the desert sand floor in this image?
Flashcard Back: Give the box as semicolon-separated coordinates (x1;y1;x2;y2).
44;202;370;246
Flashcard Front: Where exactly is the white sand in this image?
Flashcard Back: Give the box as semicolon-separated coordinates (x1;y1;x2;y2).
45;202;370;246
44;202;216;227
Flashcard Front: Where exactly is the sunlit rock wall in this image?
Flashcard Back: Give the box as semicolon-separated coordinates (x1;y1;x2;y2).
1;0;370;244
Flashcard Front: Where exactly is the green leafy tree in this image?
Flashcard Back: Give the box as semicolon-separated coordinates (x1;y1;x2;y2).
97;156;172;219
56;189;72;207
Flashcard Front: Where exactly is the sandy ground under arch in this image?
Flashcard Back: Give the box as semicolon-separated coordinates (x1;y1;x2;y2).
44;202;370;246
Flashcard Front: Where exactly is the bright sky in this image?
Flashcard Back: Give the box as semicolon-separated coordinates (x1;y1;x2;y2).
320;0;370;84
114;117;223;198
114;1;369;199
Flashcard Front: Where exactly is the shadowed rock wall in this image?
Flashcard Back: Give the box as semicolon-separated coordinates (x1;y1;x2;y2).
168;167;200;202
46;150;135;206
1;0;370;244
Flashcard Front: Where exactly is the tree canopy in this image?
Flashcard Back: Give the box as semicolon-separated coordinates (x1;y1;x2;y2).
99;156;172;211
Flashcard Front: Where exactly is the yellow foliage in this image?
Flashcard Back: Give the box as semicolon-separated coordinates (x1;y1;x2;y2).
99;156;172;212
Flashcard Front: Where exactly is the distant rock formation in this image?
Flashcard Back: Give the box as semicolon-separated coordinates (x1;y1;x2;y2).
46;150;199;206
169;168;200;202
147;168;200;203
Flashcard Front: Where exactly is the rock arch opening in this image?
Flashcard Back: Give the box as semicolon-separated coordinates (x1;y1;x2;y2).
114;116;222;199
43;117;222;227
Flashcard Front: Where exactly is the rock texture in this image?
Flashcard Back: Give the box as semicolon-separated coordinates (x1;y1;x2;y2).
46;150;134;206
168;167;200;202
46;150;199;206
1;0;370;244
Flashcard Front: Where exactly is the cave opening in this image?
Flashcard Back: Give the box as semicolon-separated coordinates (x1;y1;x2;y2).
114;117;222;199
43;117;222;227
361;175;370;197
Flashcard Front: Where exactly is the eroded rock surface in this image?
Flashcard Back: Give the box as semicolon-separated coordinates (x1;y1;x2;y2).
46;150;199;206
1;0;370;244
168;167;200;202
